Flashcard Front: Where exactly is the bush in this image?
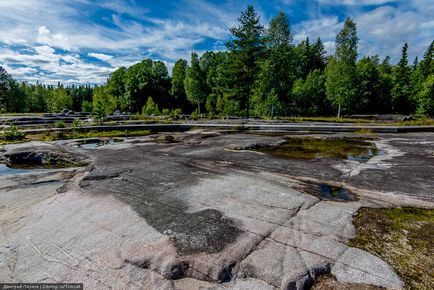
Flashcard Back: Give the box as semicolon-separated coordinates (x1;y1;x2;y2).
171;108;182;117
162;109;170;115
3;125;25;141
142;97;160;115
72;118;82;130
55;121;65;128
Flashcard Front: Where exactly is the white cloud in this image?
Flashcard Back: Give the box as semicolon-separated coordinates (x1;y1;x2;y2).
316;0;396;5
294;0;434;61
88;53;114;62
0;0;433;84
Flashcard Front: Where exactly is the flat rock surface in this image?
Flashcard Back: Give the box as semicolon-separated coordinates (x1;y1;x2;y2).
1;131;433;289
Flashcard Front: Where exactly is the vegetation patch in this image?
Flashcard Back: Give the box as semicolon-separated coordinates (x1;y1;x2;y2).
41;129;151;141
348;207;434;290
0;125;28;145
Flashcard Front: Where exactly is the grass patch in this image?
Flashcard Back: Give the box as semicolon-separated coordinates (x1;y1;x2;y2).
348;207;434;290
41;129;152;141
354;128;375;135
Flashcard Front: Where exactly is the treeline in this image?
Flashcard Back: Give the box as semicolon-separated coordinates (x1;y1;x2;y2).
1;5;433;117
0;70;93;113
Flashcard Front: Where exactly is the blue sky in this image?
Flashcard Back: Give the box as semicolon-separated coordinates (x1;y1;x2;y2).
0;0;433;84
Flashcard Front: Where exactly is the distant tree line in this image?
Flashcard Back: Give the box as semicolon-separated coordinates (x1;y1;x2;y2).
0;5;433;117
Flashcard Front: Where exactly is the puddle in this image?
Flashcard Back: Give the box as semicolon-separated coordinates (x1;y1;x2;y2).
257;137;380;161
295;182;358;202
0;163;46;175
75;138;122;149
318;184;357;201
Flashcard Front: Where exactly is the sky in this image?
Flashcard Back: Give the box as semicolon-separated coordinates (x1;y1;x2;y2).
0;0;433;85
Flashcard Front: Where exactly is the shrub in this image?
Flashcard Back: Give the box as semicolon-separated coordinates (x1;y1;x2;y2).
3;125;25;141
171;108;182;117
55;121;65;128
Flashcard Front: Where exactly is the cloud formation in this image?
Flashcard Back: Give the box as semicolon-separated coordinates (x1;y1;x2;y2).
0;0;432;84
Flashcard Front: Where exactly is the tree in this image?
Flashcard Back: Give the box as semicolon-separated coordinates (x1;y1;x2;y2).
392;43;413;114
47;88;72;113
123;59;171;113
93;99;105;126
419;41;434;79
184;52;207;114
142;96;160;115
92;86;116;115
325;18;358;117
0;66;11;104
415;75;434;116
226;5;264;118
107;67;127;111
253;11;295;116
171;59;188;111
357;56;381;113
292;69;329;116
0;67;13;112
295;37;327;79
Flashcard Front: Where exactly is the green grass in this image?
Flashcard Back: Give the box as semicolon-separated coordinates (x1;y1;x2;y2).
387;118;434;126
348;207;434;290
41;129;152;141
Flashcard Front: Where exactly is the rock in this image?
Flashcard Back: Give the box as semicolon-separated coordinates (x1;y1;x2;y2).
4;142;89;168
332;247;404;289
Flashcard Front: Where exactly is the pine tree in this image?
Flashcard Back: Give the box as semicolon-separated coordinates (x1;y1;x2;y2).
392;43;413;114
226;5;264;118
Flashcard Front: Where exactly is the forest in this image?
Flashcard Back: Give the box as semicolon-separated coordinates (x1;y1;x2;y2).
0;5;433;118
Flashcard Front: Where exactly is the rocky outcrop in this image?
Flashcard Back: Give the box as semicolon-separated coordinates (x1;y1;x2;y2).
1;132;433;289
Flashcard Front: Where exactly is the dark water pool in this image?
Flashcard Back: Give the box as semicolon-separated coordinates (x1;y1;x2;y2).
257;137;381;161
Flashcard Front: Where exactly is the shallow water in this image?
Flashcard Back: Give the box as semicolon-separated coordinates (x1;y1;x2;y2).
318;184;358;201
258;137;380;161
0;163;45;175
296;181;359;202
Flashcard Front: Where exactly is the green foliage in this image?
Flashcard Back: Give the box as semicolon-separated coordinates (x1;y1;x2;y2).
55;121;65;128
171;59;189;111
82;100;92;112
171;108;182;117
92;99;106;125
416;75;434;116
72;118;83;129
123;59;171;112
142;96;160;115
392;43;413;114
253;11;295;116
2;125;25;142
325;18;359;117
107;67;127;111
226;5;264;118
46;88;73;113
292;70;329;116
185;52;208;114
0;7;433;119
